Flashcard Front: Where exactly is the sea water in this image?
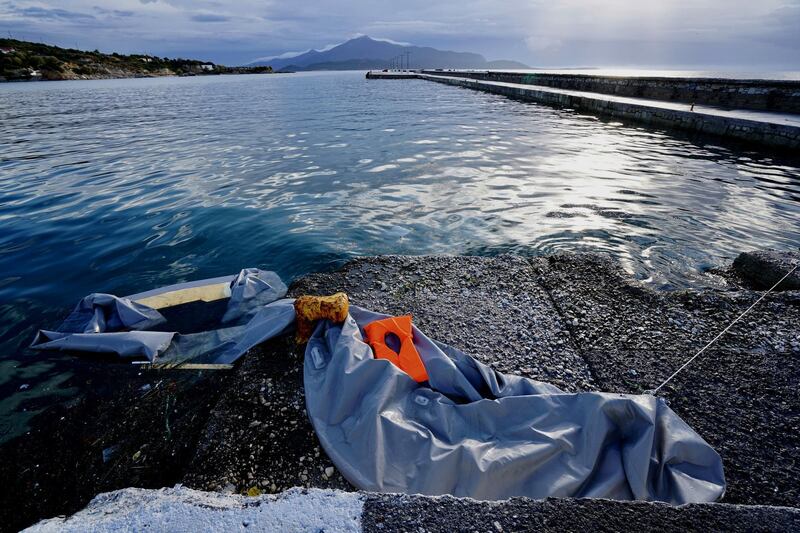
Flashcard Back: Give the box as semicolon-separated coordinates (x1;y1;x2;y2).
1;70;799;436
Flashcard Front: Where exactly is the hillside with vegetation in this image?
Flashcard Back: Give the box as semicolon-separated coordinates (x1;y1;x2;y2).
0;39;273;82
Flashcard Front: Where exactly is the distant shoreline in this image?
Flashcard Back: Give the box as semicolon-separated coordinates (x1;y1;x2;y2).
0;71;288;83
0;38;275;83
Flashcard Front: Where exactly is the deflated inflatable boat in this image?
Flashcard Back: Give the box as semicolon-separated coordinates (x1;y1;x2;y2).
31;268;726;504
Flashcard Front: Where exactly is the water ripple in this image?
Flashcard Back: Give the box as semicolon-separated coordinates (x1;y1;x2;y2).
0;70;798;358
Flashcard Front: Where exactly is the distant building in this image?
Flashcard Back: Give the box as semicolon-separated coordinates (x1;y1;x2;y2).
140;57;153;63
0;47;15;54
200;64;215;71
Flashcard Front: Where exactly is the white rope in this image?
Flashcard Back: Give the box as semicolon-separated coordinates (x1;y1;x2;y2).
649;262;798;394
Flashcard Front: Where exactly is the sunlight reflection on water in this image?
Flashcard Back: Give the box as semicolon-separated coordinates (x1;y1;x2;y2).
0;70;799;359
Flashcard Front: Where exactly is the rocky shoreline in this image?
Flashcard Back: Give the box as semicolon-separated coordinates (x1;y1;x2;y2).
0;38;276;82
0;69;277;83
3;251;798;531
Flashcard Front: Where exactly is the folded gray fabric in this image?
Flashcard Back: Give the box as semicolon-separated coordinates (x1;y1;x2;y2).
304;306;725;504
222;268;288;323
57;293;167;334
30;330;175;360
29;272;726;504
30;268;286;360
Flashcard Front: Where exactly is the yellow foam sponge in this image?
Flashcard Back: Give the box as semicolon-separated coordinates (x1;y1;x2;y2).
293;292;349;344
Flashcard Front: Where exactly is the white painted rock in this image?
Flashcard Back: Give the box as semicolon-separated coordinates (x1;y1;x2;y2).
25;486;364;533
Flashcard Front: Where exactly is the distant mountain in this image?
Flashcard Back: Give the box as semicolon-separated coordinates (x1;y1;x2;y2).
250;36;528;71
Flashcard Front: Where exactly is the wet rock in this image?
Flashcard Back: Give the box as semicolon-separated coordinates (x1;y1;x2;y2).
0;363;229;532
101;445;120;464
181;336;351;495
732;249;800;291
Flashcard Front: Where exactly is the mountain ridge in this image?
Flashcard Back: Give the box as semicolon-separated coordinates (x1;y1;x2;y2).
251;36;528;71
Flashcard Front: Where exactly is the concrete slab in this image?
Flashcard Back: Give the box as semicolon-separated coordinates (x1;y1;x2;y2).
291;255;595;391
23;485;800;533
532;253;800;507
5;254;800;530
416;73;800;150
363;492;800;533
434;76;800;128
365;71;420;79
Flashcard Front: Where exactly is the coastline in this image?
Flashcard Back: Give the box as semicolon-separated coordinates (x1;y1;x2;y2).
0;38;277;83
368;70;800;150
0;70;284;83
3;251;798;531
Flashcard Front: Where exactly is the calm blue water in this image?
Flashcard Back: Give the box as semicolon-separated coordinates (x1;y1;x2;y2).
1;71;799;437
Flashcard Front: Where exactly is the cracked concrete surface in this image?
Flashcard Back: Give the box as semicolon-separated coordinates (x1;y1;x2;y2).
4;252;799;531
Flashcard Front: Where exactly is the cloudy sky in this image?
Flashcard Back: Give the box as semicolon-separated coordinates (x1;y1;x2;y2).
1;0;798;69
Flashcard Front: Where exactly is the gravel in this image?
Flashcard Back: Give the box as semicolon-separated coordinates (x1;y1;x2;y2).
290;255;596;391
182;336;350;494
362;492;800;533
532;253;800;507
3;252;799;531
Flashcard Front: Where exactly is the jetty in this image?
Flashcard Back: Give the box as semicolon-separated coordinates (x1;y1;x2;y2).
6;251;800;531
367;70;800;150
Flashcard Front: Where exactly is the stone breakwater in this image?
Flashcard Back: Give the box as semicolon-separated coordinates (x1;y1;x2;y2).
366;70;800;150
420;74;800;150
3;252;799;531
420;70;800;114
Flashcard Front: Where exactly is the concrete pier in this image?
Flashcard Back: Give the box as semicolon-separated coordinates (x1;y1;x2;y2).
365;71;419;80
366;70;800;150
419;71;800;113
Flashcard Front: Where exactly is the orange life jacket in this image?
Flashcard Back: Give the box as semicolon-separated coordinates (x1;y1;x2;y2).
363;315;429;383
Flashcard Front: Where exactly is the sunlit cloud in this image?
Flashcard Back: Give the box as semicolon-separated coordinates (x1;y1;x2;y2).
0;0;797;68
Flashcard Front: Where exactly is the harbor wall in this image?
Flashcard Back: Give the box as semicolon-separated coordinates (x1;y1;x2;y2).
365;72;419;80
419;74;800;151
419;70;800;114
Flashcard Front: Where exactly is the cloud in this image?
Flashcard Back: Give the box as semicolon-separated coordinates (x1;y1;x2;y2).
362;35;411;46
363;20;455;35
94;6;134;17
0;0;797;68
251;39;349;62
7;4;94;20
524;36;562;53
191;12;229;23
251;49;313;62
756;2;800;48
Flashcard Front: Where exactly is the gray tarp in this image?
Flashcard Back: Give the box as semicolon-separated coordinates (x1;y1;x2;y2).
31;269;287;361
306;306;725;503
30;271;725;504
